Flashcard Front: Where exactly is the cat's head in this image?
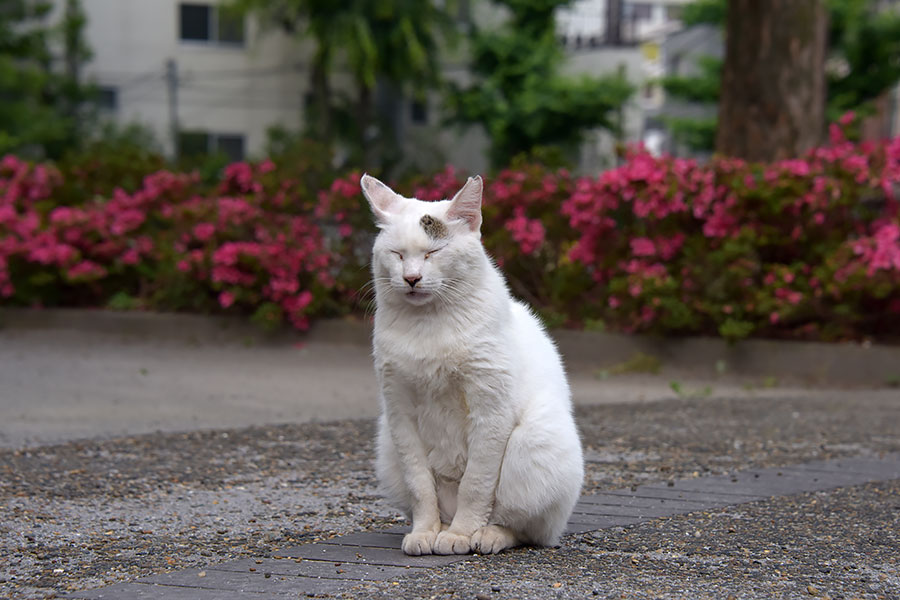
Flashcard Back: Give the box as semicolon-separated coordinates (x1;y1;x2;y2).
360;174;484;307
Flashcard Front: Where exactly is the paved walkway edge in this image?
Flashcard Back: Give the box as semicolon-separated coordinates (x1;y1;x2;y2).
3;307;899;385
62;453;900;599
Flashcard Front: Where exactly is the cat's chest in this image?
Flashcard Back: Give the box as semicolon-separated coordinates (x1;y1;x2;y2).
375;324;474;377
376;330;473;480
410;373;470;481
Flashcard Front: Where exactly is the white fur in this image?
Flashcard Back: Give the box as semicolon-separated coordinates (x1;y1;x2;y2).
360;174;584;555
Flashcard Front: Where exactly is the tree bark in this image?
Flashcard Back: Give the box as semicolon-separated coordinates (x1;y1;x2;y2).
715;0;827;161
308;46;332;141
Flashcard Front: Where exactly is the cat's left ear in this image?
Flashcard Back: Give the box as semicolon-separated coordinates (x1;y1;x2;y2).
360;173;402;225
447;175;483;234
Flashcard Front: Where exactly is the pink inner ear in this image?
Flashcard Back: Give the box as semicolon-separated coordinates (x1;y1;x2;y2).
448;176;483;232
361;174;400;219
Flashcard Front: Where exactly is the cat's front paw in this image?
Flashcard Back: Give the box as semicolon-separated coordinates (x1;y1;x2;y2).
433;530;471;555
402;530;437;555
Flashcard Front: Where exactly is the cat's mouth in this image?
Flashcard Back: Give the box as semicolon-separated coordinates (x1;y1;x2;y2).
404;289;434;304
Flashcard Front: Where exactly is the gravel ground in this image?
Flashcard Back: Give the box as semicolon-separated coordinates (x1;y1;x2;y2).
2;392;899;599
350;480;900;599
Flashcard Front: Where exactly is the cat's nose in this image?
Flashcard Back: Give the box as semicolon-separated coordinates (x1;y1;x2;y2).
404;275;422;288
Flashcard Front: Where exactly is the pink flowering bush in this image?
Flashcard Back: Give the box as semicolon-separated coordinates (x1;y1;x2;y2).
2;119;899;341
561;125;900;341
0;156;342;330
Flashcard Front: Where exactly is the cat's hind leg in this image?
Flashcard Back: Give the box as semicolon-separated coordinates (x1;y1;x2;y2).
490;406;583;547
471;524;518;555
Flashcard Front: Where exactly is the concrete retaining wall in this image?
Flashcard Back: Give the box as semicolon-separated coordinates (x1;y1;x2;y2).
2;308;898;386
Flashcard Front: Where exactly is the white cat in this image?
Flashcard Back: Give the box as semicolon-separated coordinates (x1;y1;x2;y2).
360;174;584;555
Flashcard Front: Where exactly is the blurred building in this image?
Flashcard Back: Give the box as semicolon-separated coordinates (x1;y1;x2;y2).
68;0;692;171
650;23;723;157
71;0;309;162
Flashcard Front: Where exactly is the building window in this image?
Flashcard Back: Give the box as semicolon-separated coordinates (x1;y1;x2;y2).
215;134;245;162
179;3;244;46
180;4;210;41
97;86;118;112
410;99;428;125
627;2;653;21
665;5;684;21
178;131;245;161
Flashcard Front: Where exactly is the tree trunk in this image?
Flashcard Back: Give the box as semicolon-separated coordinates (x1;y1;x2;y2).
357;83;373;168
715;0;827;161
308;47;332;141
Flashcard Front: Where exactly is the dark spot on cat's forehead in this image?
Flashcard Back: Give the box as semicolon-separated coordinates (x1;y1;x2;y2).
420;214;448;239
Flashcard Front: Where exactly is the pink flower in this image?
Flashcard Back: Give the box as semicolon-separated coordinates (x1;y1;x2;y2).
630;237;655;257
608;296;621;308
66;260;106;281
702;204;737;238
193;222;216;241
504;209;545;255
656;234;685;260
120;249;140;265
218;291;235;308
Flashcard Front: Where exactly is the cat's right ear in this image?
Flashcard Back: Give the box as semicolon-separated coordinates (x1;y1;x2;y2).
360;174;401;225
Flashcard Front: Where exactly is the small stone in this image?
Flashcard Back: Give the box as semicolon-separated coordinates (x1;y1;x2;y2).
491;587;501;593
807;585;819;596
197;571;206;578
475;594;491;600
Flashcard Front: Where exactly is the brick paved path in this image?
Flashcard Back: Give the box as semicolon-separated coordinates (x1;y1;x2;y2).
66;454;900;599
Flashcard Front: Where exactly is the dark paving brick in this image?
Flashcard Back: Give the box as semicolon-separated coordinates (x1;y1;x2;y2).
378;524;409;534
139;567;346;596
565;515;643;530
655;472;862;496
211;557;423;580
66;582;278;599
579;493;716;511
786;455;900;478
736;467;877;491
564;522;605;535
614;485;766;503
320;531;406;548
274;543;471;567
571;502;685;519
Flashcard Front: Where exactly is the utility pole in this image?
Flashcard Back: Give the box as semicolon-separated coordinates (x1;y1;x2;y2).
606;0;622;46
166;58;180;160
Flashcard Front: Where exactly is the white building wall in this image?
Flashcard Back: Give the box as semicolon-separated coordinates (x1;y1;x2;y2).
558;0;693;43
76;0;308;158
68;0;691;172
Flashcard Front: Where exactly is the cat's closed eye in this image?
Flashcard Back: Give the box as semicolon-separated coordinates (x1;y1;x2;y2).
391;250;404;260
425;247;444;259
